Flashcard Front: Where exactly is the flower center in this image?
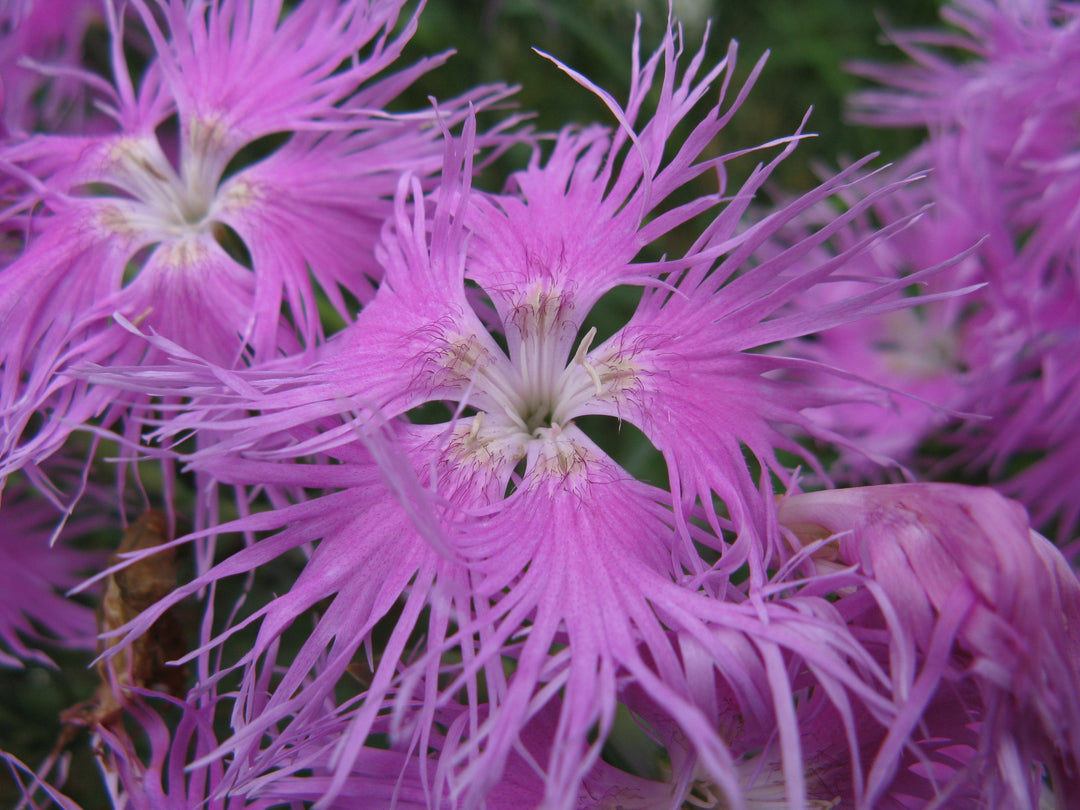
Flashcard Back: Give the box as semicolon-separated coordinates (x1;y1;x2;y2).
502;287;606;440
875;309;960;378
682;775;842;810
95;116;243;247
423;284;637;487
107;137;216;235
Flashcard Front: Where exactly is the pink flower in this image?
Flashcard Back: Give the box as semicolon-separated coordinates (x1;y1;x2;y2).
616;668;990;810
93;694;272;810
11;689;286;810
760;153;987;480
842;0;1080;536
0;0;511;483
779;483;1080;807
83;19;966;808
849;0;1080;200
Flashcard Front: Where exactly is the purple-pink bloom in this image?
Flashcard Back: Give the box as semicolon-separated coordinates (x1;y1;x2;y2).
849;0;1080;247
617;664;991;810
839;0;1080;536
0;0;510;486
7;690;297;810
78;19;973;809
90;691;299;810
208;693;675;809
759;153;988;480
779;482;1080;807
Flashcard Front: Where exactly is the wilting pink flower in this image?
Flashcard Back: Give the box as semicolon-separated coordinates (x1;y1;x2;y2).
779;483;1080;808
0;0;512;485
80;19;968;809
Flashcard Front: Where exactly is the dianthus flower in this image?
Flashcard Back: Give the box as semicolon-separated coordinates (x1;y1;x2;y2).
614;666;991;810
850;0;1080;303
207;697;576;809
849;0;1080;265
92;692;290;810
6;687;291;809
755;152;989;480
86;21;960;810
780;483;1080;807
840;0;1080;535
0;0;512;486
761;143;1042;486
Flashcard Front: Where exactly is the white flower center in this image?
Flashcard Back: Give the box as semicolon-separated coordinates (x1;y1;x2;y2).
428;283;641;484
487;288;621;434
101;118;234;242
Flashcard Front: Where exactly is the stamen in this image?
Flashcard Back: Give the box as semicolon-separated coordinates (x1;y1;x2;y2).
130;307;155;327
467;411;485;444
572;326;603;397
572;326;596;364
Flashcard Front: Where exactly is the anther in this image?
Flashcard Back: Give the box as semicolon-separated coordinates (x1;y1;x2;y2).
130;307;155;327
467;411;485;444
572;326;603;397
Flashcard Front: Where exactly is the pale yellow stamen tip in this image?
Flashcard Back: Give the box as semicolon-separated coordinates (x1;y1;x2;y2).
572;325;596;363
467;411;485;444
572;326;603;397
130;307;154;327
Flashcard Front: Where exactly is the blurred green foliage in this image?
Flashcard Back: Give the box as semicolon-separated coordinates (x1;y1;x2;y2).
401;0;944;188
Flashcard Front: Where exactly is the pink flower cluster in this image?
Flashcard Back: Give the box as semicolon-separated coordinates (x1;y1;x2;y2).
1;2;1078;809
778;0;1080;540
